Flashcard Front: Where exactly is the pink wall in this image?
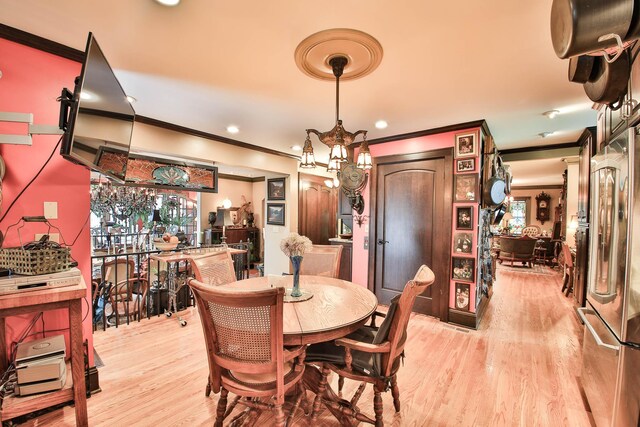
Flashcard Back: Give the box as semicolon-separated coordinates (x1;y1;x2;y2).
0;39;93;363
352;128;482;313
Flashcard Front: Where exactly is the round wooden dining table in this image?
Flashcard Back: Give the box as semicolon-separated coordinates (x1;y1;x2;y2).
222;275;378;346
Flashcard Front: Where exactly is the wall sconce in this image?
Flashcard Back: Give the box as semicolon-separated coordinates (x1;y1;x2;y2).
354;214;369;228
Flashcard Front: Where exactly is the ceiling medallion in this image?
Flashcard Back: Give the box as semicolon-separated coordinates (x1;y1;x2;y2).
294;28;384;81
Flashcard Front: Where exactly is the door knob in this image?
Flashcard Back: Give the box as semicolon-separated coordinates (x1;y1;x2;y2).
377;239;389;245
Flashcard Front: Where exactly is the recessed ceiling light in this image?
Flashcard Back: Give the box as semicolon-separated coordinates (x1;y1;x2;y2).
291;145;302;151
538;131;554;138
226;125;239;134
154;0;180;6
375;120;388;129
126;95;137;103
542;110;560;119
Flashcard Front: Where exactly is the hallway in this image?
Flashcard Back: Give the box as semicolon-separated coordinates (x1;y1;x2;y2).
17;265;591;426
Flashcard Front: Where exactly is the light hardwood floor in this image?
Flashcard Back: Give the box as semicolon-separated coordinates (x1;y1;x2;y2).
16;266;592;426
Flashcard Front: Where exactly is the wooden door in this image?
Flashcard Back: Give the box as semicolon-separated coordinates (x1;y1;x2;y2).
298;173;337;245
369;149;452;320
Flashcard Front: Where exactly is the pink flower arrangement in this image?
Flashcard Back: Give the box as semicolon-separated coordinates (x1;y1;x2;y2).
280;232;312;257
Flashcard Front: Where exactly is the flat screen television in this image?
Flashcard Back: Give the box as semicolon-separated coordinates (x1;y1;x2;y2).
59;33;134;183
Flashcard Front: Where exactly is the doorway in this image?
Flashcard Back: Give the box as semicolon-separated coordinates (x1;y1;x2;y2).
298;173;337;245
368;149;453;320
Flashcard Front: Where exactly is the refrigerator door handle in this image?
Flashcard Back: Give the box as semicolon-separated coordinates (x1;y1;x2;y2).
577;307;620;353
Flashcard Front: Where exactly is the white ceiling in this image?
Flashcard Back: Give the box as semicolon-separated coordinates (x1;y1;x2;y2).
1;0;597;166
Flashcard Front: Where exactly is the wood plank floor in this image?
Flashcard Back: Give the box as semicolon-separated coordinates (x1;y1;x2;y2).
16;265;592;426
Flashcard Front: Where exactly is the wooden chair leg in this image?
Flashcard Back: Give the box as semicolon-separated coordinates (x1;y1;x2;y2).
373;384;384;427
338;375;345;394
288;383;304;424
311;365;330;421
205;379;212;397
391;374;401;412
215;388;229;427
274;403;286;427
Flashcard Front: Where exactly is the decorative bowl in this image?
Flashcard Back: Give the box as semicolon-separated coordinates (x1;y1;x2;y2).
339;233;353;240
154;241;179;251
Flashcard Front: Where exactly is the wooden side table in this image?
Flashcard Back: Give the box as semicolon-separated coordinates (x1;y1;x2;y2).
0;280;88;426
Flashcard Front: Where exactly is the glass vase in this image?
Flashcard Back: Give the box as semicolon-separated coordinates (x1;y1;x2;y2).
290;255;303;297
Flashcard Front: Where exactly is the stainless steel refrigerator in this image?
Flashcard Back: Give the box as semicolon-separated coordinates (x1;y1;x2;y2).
578;127;640;427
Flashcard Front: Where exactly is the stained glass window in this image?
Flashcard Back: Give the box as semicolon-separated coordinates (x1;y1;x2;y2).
509;200;526;235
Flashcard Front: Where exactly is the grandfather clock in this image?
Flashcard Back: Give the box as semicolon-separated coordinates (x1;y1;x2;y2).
535;191;552;224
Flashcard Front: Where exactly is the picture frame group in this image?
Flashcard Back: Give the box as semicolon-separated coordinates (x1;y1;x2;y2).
454;174;478;202
266;203;285;226
455;282;471;311
454;131;478;158
267;177;285;200
455;206;473;230
456;158;476;173
452;256;475;282
453;232;473;254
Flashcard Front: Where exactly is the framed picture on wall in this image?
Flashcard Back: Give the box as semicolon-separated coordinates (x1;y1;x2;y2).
452;257;475;282
456;206;474;230
267;178;286;200
266;203;285;225
454;174;478;202
455;282;471;311
453;232;473;253
456;158;476;173
454;131;478;158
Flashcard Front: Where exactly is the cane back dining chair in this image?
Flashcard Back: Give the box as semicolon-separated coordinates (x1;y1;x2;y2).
188;279;307;427
187;249;239;397
305;264;435;426
189;249;237;287
298;244;343;278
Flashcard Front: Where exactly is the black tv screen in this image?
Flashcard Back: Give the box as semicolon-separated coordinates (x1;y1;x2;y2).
60;33;134;183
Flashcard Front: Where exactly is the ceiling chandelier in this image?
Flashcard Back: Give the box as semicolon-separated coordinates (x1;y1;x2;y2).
90;181;156;222
300;55;373;172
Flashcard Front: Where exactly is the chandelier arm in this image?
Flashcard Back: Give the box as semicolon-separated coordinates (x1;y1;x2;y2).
344;130;368;147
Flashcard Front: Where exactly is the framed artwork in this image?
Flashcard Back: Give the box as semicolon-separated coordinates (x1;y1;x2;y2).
456;206;474;230
452;257;475;282
119;153;218;193
267;178;286;200
456;158;476;173
266;203;285;225
453;232;473;254
454;131;478;158
455;282;471;311
454;174;478;202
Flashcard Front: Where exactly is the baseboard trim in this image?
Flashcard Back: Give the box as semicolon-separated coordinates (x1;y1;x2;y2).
86;365;101;395
448;309;477;329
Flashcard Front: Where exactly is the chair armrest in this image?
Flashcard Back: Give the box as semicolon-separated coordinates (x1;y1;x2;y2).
369;310;387;327
283;345;307;363
334;337;391;354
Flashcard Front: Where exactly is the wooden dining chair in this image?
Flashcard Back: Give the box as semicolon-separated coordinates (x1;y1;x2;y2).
101;258;148;325
188;279;307;427
189;250;237;286
298;244;343;278
187;249;239;397
306;264;435;426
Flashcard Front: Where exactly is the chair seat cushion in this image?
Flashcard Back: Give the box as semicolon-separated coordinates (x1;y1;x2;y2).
228;361;293;386
306;327;379;376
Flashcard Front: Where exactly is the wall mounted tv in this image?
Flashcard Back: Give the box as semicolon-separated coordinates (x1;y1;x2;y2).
59;32;134;183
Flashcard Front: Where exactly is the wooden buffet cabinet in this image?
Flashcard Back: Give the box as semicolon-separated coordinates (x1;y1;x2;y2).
203;227;260;263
